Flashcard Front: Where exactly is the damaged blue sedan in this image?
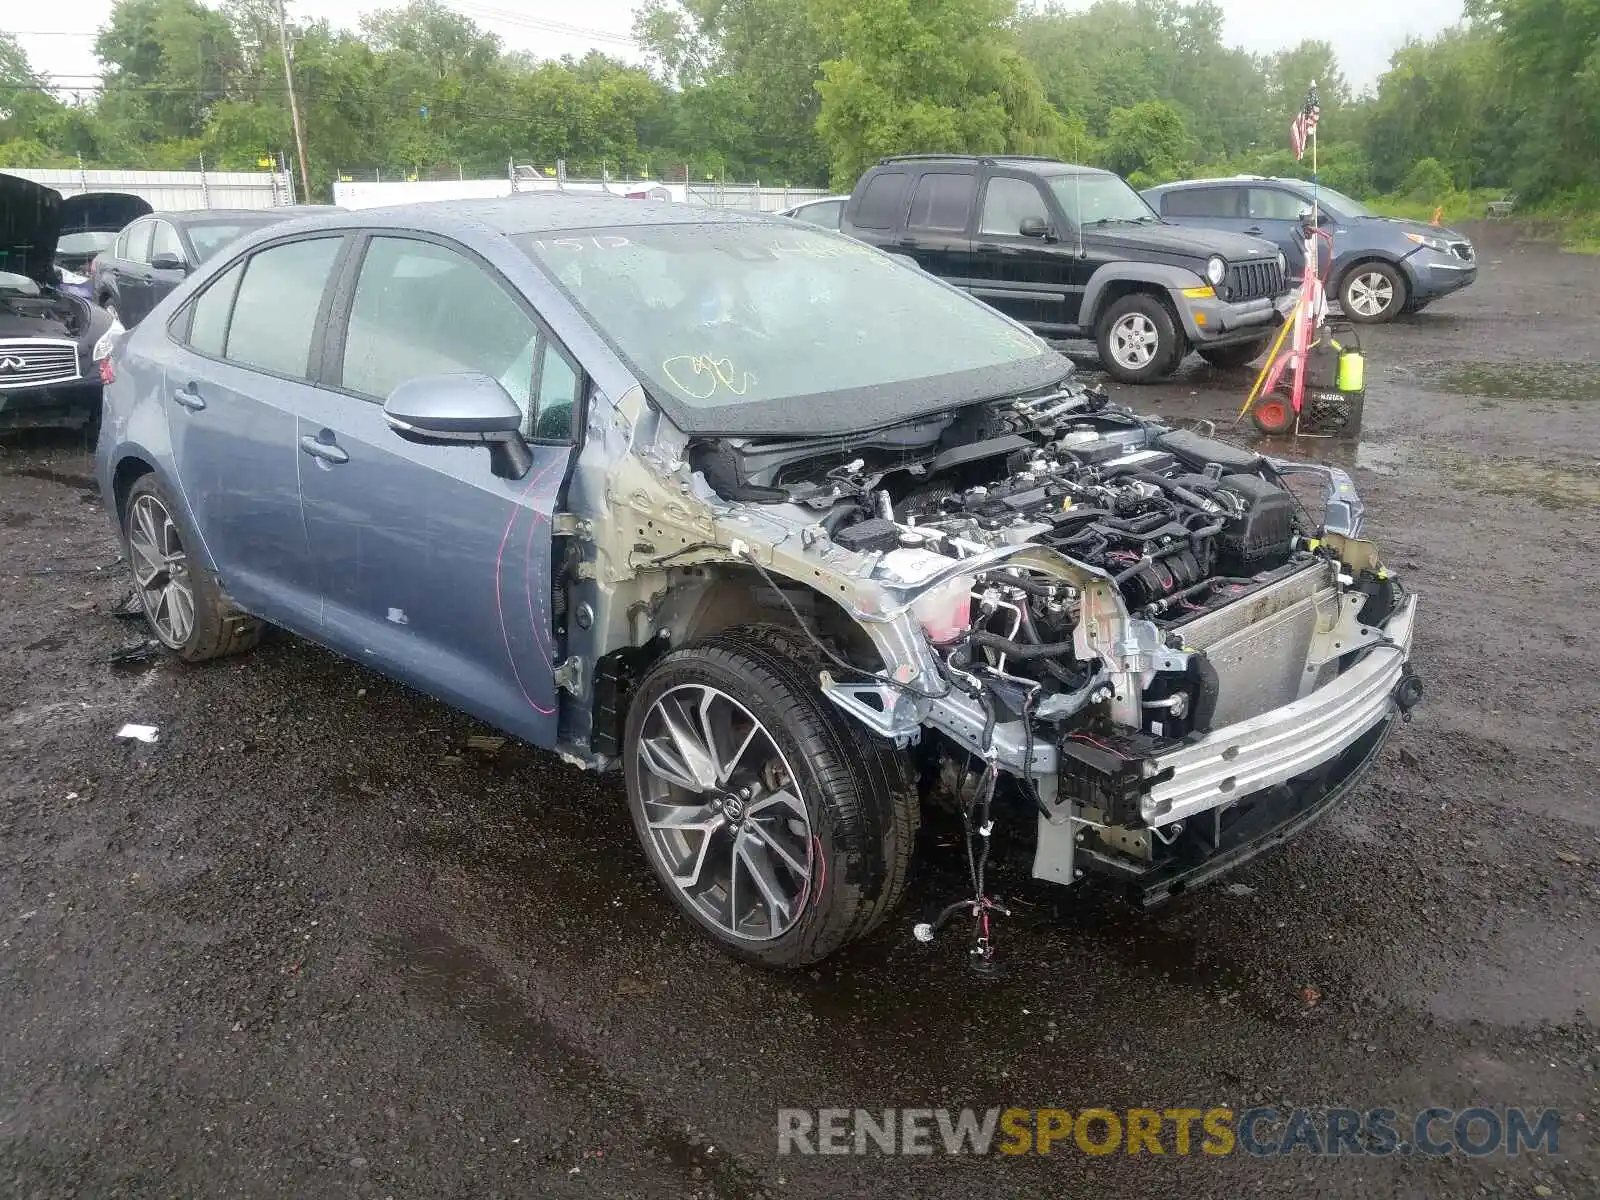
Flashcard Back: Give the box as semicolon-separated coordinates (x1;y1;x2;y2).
95;195;1422;967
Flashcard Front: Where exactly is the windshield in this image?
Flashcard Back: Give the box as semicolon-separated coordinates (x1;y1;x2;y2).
186;220;276;262
1048;174;1157;226
56;231;117;255
1310;186;1372;219
518;222;1065;435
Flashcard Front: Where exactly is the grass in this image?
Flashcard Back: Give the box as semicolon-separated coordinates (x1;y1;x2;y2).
1366;188;1600;253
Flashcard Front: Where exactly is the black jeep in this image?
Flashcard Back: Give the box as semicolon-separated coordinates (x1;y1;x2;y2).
840;155;1289;383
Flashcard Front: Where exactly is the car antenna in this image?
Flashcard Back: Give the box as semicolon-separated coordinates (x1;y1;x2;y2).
1074;172;1085;258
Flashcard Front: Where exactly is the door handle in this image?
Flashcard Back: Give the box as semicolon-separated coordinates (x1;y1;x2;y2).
299;434;349;465
1245;226;1264;235
170;385;205;411
976;242;1001;252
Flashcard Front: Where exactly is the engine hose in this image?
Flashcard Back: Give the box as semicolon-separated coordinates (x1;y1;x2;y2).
1102;466;1226;518
1142;574;1257;616
964;629;1076;662
1000;574;1070;600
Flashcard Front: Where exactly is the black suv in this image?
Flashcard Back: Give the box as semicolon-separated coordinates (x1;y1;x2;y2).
840;155;1289;382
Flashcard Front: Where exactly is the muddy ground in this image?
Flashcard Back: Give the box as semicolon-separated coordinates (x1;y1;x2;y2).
2;223;1597;1198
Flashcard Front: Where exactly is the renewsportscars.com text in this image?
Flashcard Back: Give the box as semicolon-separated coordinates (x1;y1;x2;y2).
776;1106;1561;1158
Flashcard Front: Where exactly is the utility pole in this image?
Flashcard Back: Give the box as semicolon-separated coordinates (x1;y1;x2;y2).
276;0;312;203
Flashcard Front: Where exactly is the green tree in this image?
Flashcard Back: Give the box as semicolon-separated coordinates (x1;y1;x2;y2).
95;0;242;141
809;0;1082;188
1102;99;1188;181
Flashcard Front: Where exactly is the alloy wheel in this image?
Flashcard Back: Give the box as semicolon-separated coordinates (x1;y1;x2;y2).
126;493;195;649
1109;312;1160;370
1346;271;1395;318
633;684;814;942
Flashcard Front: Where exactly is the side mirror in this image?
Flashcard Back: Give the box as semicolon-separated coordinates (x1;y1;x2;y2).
1019;216;1050;239
383;371;533;478
151;251;187;272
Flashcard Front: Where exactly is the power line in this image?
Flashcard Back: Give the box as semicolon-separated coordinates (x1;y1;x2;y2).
450;3;637;48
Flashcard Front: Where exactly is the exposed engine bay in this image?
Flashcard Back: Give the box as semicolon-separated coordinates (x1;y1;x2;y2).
689;385;1397;734
665;381;1417;956
0;275;91;340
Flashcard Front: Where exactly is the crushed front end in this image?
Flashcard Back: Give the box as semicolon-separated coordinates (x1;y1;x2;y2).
589;379;1421;944
660;385;1419;901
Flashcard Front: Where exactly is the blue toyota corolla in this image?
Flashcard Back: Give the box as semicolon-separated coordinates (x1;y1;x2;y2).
96;195;1421;967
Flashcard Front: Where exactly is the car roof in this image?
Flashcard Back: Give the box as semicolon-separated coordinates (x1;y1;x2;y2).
1149;176;1312;191
155;206;343;223
263;193;774;238
875;154;1112;177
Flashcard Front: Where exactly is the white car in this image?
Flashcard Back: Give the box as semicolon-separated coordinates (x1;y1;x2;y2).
776;195;849;230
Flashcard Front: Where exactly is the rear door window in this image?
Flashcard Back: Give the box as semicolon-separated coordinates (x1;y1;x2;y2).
186;261;244;357
223;237;344;379
1162;187;1242;218
339;236;546;434
907;173;977;234
853;172;910;230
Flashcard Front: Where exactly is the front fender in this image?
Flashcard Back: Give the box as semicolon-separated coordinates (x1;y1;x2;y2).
1080;261;1208;331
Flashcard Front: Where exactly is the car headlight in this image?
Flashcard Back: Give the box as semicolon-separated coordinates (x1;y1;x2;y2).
91;318;124;363
58;267;87;285
1276;250;1287;275
1206;255;1227;286
1405;232;1453;254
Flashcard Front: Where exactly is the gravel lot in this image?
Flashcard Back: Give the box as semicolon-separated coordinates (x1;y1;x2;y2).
2;223;1596;1198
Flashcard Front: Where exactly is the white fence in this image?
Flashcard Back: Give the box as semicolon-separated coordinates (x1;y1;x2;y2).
333;174;829;213
1;167;297;211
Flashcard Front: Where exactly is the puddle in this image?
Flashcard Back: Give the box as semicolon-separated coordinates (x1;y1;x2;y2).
1458;458;1600;509
1251;437;1599;509
1417;360;1600;403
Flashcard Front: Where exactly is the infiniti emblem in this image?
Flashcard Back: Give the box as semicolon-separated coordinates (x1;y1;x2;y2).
0;356;25;373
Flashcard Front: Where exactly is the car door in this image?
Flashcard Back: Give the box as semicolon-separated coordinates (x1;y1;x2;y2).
1246;186;1311;275
294;232;576;748
900;171;976;282
141;219;190;323
163;234;349;631
967;174;1079;334
113;219;155;323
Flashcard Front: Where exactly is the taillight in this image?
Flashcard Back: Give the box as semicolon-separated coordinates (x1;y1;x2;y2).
99;357;115;385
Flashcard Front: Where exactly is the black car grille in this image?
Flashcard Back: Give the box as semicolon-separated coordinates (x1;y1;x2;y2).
1223;260;1286;302
0;339;80;391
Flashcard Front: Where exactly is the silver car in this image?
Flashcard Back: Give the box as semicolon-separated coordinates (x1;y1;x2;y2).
96;195;1422;968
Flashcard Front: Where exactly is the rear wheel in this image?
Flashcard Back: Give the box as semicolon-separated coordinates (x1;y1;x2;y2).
122;474;263;662
1197;335;1273;370
622;627;917;967
1096;293;1184;383
1250;391;1296;435
1340;263;1406;324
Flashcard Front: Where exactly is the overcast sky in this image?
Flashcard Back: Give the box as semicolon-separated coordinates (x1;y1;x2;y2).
19;0;1466;99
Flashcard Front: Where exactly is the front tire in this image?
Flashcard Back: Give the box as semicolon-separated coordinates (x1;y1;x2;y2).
122;474;263;663
1096;293;1184;383
1197;335;1273;370
1340;263;1407;324
622;627;917;967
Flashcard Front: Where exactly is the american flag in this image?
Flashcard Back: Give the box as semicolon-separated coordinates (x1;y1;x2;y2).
1290;81;1321;160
